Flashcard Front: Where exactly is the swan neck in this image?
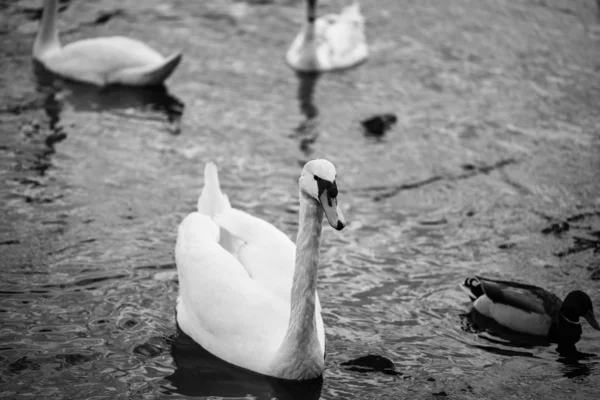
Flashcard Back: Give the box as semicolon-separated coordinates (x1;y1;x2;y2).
274;190;323;375
288;190;322;342
35;0;60;57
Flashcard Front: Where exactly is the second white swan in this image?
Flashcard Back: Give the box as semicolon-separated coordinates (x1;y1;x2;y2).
286;0;368;72
33;0;182;87
175;159;346;380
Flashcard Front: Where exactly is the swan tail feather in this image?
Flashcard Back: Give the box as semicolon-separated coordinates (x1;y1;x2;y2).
198;162;231;216
110;52;183;86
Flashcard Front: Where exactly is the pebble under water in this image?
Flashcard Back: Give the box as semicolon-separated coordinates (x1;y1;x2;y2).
1;0;600;399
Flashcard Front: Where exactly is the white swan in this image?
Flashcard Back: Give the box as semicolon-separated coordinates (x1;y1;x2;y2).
33;0;182;87
175;159;346;380
286;0;368;72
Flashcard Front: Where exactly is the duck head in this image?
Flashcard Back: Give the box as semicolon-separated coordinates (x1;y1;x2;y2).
299;159;346;230
561;291;600;330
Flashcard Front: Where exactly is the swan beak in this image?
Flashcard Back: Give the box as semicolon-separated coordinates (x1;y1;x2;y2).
584;310;600;330
319;190;346;230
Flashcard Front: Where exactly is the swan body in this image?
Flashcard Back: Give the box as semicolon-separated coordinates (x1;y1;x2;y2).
33;0;182;86
175;160;346;380
461;276;600;346
286;0;368;72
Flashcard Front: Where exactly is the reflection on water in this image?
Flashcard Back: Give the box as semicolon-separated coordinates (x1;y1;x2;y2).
464;309;550;348
166;329;323;400
296;71;320;120
292;71;321;156
558;357;596;380
33;60;184;134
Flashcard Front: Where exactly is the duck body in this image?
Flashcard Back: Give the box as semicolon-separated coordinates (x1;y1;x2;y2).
34;0;182;86
286;1;368;72
461;276;600;347
175;160;346;380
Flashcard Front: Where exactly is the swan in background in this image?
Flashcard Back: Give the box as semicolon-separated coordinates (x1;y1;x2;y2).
461;276;600;350
175;160;346;380
33;0;182;87
286;0;368;72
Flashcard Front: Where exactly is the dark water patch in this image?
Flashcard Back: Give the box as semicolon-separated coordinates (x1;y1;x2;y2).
472;344;536;358
165;329;323;399
6;356;41;374
542;221;570;235
340;354;401;376
38;272;130;290
566;211;600;223
498;242;516;249
33;62;185;132
134;339;165;358
11;118;66;177
419;218;447;226
590;267;600;281
47;238;97;256
0;239;20;246
134;263;175;271
0;97;45;115
90;9;126;25
555;235;600;258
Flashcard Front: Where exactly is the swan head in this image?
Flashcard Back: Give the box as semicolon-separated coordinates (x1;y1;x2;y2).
300;159;346;230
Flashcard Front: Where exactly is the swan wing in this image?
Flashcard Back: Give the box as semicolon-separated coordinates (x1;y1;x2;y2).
213;207;325;355
175;212;290;371
41;37;181;86
213;207;296;298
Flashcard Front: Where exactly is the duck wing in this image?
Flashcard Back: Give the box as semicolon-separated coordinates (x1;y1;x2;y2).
476;277;548;315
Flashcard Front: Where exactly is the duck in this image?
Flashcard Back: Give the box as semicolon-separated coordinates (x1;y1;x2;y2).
286;0;368;72
175;159;346;380
461;276;600;349
33;0;182;87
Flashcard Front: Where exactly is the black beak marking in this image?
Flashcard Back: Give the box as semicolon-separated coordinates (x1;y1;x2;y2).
314;175;337;203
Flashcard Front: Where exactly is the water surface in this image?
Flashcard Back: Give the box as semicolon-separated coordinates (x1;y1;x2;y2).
1;0;600;399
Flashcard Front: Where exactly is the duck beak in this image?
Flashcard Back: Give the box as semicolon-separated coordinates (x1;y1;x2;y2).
583;310;600;330
319;189;346;230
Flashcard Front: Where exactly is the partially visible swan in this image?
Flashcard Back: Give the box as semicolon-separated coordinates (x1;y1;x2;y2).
175;159;346;380
286;0;368;72
33;0;182;86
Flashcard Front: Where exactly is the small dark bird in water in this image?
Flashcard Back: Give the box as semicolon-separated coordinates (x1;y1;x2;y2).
361;113;397;137
461;276;600;352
